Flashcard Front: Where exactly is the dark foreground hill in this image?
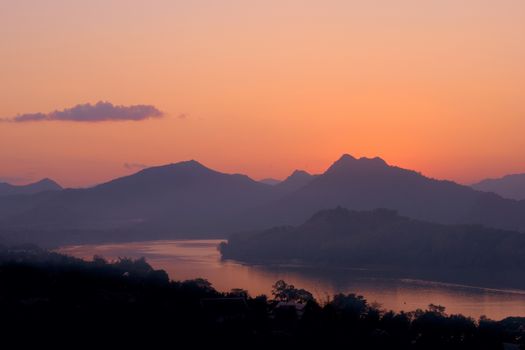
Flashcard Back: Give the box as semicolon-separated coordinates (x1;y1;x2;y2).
220;207;525;273
1;246;523;349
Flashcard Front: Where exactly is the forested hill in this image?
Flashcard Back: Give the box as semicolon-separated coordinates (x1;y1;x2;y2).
220;207;525;271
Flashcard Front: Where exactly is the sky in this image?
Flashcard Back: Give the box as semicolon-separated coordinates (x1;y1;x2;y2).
1;0;524;187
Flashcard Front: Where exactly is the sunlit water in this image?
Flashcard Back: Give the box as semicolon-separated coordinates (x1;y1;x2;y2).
57;239;525;320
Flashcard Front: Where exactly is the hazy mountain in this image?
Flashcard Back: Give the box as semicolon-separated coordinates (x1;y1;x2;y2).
3;155;525;246
275;170;316;193
472;173;525;200
259;170;316;190
221;207;525;271
243;154;525;232
259;178;282;186
0;178;62;196
0;160;279;236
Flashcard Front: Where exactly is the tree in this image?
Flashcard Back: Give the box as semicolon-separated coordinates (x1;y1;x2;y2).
331;293;369;319
272;280;314;303
428;304;446;316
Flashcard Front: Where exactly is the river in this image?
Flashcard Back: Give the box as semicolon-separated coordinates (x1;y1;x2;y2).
57;239;525;320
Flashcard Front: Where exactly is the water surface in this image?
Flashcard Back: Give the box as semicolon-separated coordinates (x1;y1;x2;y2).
57;239;525;320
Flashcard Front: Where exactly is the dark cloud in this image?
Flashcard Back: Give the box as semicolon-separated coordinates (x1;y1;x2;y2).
4;101;163;123
124;163;149;170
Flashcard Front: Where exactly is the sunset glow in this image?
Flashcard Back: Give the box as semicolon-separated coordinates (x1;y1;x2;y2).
1;0;524;187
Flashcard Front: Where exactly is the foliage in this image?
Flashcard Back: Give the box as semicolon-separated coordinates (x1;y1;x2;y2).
0;248;523;349
272;279;314;303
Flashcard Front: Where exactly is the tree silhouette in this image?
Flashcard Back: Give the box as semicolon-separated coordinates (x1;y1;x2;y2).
272;280;314;303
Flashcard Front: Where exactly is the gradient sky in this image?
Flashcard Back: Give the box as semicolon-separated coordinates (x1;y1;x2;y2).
1;0;524;187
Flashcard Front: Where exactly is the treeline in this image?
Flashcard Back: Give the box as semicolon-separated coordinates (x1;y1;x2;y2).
0;245;523;349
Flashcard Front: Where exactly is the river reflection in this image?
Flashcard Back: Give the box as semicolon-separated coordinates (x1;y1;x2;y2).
57;239;525;320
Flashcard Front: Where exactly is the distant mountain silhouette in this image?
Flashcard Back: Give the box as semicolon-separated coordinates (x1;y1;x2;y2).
472;173;525;200
259;178;282;186
2;155;525;246
221;207;525;271
240;154;525;232
274;170;316;193
0;160;280;237
0;178;62;196
259;170;316;190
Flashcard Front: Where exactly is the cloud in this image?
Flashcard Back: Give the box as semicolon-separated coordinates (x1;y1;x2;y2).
4;101;163;123
124;163;149;170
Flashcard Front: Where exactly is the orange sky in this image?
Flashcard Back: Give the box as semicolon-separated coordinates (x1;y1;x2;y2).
1;0;524;187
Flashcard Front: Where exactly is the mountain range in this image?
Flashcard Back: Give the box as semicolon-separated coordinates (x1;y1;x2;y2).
0;178;62;196
472;173;525;200
1;154;525;246
236;155;525;232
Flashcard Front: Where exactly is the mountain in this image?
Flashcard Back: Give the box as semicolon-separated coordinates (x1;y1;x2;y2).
472;173;525;200
241;154;525;232
3;155;525;247
259;178;281;186
221;207;525;272
259;170;316;190
275;170;316;193
0;178;62;196
0;160;279;239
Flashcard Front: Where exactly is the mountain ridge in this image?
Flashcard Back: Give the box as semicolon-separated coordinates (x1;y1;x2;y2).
235;155;525;232
0;178;62;197
472;173;525;200
2;154;525;246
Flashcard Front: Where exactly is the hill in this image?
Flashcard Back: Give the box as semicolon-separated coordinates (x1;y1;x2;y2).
3;155;525;246
240;155;525;232
220;207;525;272
0;178;62;196
472;174;525;200
0;160;279;236
275;170;316;193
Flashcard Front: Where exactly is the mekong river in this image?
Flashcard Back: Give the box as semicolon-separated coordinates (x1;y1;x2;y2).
58;239;525;320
